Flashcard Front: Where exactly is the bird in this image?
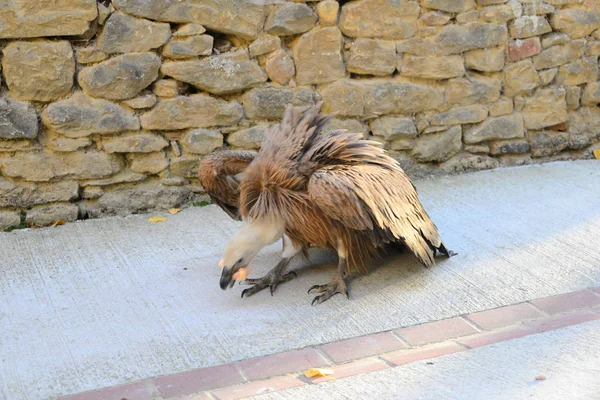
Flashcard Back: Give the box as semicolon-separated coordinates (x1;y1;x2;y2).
199;103;455;305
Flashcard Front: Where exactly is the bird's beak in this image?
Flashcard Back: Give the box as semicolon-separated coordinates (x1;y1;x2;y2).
219;263;245;290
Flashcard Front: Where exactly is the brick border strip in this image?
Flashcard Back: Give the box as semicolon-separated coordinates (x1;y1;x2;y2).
57;288;600;400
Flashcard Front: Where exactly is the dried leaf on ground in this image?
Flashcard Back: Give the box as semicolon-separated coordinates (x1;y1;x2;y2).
51;220;66;227
168;208;181;215
593;149;600;160
148;216;167;223
304;368;334;378
535;375;547;381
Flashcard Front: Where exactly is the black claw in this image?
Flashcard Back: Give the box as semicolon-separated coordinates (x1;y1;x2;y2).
311;296;319;306
241;288;248;298
270;285;276;296
308;284;320;294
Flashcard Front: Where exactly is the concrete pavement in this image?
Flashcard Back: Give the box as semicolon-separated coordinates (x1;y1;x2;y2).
1;160;600;399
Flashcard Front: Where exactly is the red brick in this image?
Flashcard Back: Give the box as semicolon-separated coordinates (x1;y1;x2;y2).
466;303;544;330
394;317;478;346
457;326;536;348
525;310;600;333
508;37;541;61
57;382;151;400
236;348;329;381
381;342;466;366
319;332;406;363
153;363;244;398
309;358;390;384
530;289;600;315
211;376;304;400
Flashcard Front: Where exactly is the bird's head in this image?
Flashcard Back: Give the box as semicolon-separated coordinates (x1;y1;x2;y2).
219;218;285;290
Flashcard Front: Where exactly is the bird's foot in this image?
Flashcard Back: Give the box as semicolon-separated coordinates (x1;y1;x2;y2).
240;270;297;298
308;275;349;305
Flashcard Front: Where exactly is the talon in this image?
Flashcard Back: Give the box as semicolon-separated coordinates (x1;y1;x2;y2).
308;284;320;294
241;288;248;298
311;296;319;306
270;285;276;296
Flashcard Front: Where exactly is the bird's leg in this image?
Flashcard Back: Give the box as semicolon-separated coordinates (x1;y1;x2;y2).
240;235;301;298
437;243;458;258
308;239;349;305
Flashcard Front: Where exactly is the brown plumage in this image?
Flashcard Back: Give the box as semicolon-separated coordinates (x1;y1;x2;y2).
199;103;454;304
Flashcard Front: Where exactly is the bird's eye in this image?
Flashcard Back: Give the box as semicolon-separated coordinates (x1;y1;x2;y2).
237;258;244;265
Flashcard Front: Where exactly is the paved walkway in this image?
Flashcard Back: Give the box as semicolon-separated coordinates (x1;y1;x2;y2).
1;160;600;399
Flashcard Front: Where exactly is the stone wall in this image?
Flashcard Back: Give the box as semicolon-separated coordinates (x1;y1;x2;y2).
1;0;600;230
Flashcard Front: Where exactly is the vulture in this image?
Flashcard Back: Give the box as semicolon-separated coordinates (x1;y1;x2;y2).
199;103;454;305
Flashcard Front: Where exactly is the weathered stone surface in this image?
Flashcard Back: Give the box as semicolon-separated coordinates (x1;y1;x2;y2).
3;41;75;102
172;23;206;37
0;98;38;140
294;27;345;85
82;170;147;187
141;95;243;130
227;124;271;149
319;80;366;117
532;40;585;69
129;152;169;175
113;0;264;40
102;133;168;153
0;151;121;182
317;0;340;25
465;144;490;154
170;156;202;178
339;0;420;39
541;32;569;48
41;131;91;152
490;99;514;117
489;138;530;155
364;81;445;116
440;153;499;173
568;133;591;150
98;13;171;54
26;203;79;226
498;154;532;167
266;49;295;85
181;129;223;155
465;47;505;71
587;41;600;56
567;107;600;140
78;53;161;101
0;139;41;152
555;56;599;86
0;179;78;208
504;60;540;97
323;118;366;136
153;80;185;98
249;35;281;57
522;88;568;130
396;37;440;56
122;94;157;109
0;211;21;231
566;86;582;109
420;11;452;26
435;23;508;54
401;55;464;79
242;87;317;120
412;126;462;163
370;117;417;140
582;82;600;106
98;182;191;214
509;16;551;38
464;114;525;143
430;105;488;126
446;75;501;107
527;131;569;157
43;93;140;138
456;10;479;24
508;37;541;61
163;35;213;58
347;39;396;76
83;186;104;199
551;8;600;39
161;51;267;95
265;3;317;36
0;0;97;38
76;47;108;64
390;138;415;150
422;0;475;13
480;5;515;24
522;2;554;16
539;68;558;85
